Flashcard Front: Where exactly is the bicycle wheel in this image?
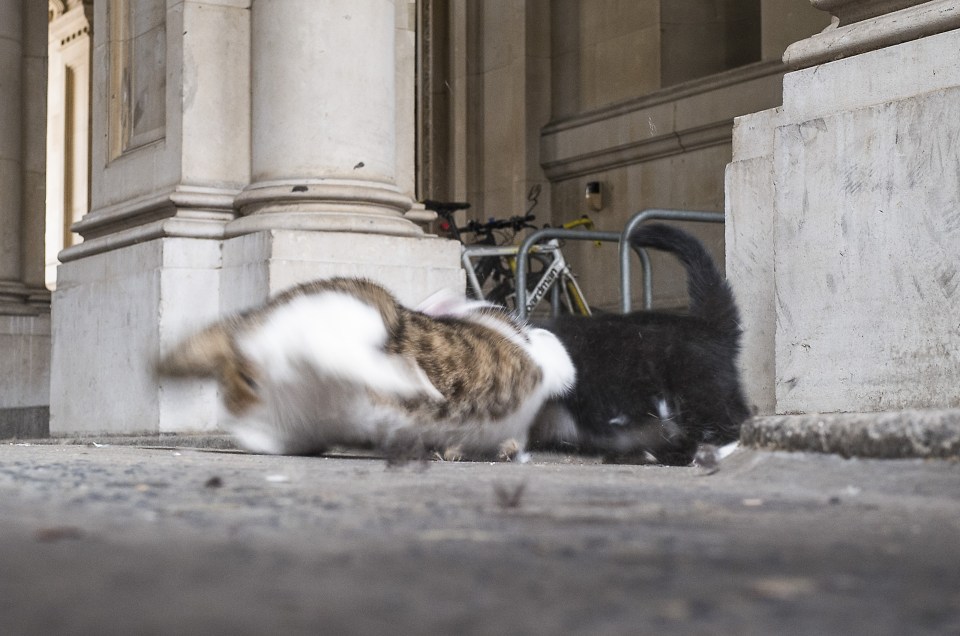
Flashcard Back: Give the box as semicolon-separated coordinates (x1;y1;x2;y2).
466;255;503;300
486;252;549;312
486;277;517;309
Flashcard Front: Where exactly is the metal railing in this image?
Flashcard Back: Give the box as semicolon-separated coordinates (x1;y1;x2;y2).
513;208;725;319
618;209;724;312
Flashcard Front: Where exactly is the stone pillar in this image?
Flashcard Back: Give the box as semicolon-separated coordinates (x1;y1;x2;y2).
50;0;461;437
45;0;93;289
220;0;460;314
0;0;51;438
727;0;960;455
231;0;416;237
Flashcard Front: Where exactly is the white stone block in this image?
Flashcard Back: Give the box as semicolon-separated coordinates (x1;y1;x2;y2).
50;238;222;435
220;230;464;313
731;107;783;162
725;156;776;416
773;86;960;413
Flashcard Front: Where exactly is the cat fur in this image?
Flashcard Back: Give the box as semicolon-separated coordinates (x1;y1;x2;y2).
528;223;749;466
157;277;575;460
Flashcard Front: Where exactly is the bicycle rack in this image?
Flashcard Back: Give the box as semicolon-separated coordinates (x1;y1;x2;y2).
618;209;725;313
514;228;627;320
513;208;725;319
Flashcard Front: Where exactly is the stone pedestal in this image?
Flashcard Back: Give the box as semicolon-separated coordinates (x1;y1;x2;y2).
726;1;960;452
51;238;223;434
220;231;462;314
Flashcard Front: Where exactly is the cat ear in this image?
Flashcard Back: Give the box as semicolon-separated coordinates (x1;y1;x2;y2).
157;322;233;378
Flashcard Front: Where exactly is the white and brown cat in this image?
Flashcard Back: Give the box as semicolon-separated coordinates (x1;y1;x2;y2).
157;277;575;461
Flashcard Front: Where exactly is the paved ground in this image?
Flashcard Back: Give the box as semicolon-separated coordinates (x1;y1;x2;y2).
1;441;958;635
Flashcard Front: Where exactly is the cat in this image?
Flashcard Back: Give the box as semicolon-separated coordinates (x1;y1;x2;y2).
157;277;575;461
528;223;749;466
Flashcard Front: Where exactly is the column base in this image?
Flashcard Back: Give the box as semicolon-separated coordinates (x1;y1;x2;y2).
231;180;423;238
0;406;49;440
49;230;463;437
0;313;51;431
50;238;223;436
221;229;464;312
0;282;51;314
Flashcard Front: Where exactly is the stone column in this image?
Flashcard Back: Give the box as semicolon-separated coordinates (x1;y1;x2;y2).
727;0;960;456
231;1;416;237
0;0;24;308
0;0;47;309
45;0;93;289
220;0;460;314
0;0;51;438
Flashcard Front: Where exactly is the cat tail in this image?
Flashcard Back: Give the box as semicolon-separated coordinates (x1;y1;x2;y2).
627;223;741;338
156;322;234;377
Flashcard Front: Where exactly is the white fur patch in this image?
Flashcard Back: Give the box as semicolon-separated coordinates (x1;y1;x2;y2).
239;292;441;400
530;401;580;448
524;328;576;397
229;425;287;455
656;398;671;421
716;441;740;460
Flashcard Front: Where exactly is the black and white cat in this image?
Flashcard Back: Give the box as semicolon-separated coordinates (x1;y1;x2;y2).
529;223;749;465
158;277;575;461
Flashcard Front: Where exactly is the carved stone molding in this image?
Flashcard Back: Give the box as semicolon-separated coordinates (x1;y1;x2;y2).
541;61;786;181
786;0;960;68
49;0;92;26
811;0;929;26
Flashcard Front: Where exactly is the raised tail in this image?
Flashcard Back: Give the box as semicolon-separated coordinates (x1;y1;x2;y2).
628;223;740;337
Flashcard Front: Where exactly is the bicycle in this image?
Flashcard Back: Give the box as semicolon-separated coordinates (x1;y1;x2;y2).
423;196;592;316
423;199;536;306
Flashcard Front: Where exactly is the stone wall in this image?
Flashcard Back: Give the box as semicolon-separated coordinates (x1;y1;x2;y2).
424;0;830;311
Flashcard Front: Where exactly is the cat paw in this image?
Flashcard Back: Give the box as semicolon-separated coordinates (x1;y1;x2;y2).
441;445;464;462
229;426;287;455
497;438;524;462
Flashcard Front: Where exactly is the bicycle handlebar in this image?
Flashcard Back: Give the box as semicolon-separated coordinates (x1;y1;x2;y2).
460;213;537;236
423;199;538;244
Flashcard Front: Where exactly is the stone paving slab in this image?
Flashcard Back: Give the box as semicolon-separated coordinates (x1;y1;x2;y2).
1;442;959;635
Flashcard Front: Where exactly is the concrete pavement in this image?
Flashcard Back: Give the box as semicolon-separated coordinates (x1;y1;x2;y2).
1;441;958;635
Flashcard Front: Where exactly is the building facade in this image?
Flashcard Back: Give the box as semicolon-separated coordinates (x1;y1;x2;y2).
0;1;956;446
